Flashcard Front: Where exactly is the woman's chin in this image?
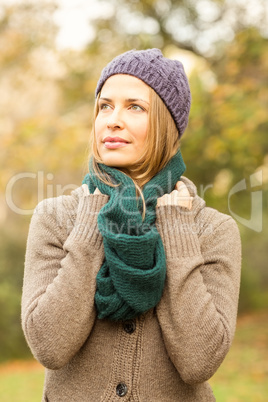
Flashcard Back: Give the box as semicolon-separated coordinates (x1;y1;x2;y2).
99;154;133;169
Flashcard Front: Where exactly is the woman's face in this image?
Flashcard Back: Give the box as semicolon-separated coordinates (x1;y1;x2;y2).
95;74;150;169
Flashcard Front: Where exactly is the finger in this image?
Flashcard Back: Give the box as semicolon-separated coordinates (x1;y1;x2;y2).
157;194;171;206
175;181;187;192
175;180;183;191
175;182;190;197
82;183;90;195
94;187;102;195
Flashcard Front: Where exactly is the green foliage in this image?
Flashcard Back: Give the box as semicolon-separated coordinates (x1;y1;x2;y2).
0;1;267;362
238;217;268;313
0;231;31;362
88;0;268;57
184;28;268;187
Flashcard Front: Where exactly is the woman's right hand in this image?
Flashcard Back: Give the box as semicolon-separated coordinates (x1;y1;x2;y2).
81;184;102;196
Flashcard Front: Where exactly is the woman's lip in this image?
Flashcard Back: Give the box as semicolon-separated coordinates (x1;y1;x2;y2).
103;136;130;149
104;141;129;149
103;136;129;143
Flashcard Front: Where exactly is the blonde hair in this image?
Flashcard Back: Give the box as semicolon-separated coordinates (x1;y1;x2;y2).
90;86;180;189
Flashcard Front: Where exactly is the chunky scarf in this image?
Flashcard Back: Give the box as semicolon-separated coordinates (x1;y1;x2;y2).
82;150;186;321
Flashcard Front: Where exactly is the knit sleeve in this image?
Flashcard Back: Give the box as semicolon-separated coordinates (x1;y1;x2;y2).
21;191;108;370
155;204;241;385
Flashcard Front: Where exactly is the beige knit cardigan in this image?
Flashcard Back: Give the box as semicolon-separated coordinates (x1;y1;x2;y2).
21;176;241;401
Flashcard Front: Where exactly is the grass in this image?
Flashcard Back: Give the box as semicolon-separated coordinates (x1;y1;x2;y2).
0;311;267;401
0;360;44;402
209;311;268;401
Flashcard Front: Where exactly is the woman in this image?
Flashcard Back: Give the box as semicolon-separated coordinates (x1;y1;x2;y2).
22;48;241;401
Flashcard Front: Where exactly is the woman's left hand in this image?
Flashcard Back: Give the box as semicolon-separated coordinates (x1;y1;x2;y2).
157;181;193;210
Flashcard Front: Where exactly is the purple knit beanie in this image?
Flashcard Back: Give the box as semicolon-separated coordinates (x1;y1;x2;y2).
95;48;191;137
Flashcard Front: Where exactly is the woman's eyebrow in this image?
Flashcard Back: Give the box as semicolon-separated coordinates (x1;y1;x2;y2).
126;98;149;105
99;97;112;102
99;97;149;105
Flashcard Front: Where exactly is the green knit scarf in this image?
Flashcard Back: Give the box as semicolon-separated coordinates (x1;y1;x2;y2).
82;150;185;321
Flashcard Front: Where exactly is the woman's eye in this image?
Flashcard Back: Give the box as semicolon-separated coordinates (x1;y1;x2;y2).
100;103;111;111
130;104;144;111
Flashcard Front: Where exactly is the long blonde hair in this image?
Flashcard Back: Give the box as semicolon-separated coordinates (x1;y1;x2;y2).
90;86;180;190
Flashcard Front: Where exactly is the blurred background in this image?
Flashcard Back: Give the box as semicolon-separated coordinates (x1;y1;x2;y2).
0;0;267;400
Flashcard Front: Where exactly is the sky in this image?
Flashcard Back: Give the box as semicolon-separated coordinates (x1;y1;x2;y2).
2;0;104;49
53;0;116;49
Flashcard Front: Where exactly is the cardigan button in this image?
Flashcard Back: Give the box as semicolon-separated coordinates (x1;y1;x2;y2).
123;319;136;334
116;382;128;397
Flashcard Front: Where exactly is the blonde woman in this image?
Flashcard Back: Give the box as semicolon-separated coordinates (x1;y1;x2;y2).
22;49;241;401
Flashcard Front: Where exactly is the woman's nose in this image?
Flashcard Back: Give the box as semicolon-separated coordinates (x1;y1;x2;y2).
107;108;124;130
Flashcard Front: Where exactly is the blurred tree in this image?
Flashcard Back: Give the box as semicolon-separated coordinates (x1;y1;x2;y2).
0;232;30;361
0;2;90;219
0;0;267;361
184;28;268;192
87;0;268;58
0;2;61;192
181;28;268;313
0;1;62;361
